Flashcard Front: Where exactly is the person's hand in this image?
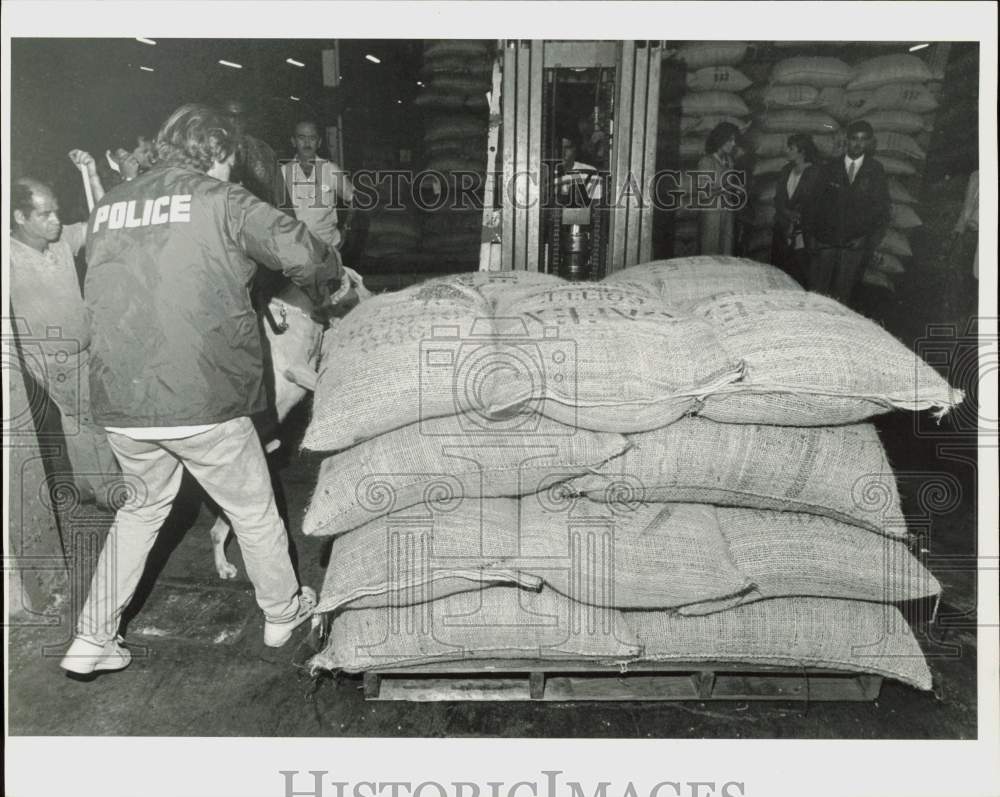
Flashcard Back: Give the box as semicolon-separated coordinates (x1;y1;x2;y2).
122;154;141;181
68;149;96;174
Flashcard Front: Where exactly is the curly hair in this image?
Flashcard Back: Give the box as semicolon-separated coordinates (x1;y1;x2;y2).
705;122;740;156
155;104;239;172
786;133;819;164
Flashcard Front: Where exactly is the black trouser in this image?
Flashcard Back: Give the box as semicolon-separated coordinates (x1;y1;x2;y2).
808;244;868;305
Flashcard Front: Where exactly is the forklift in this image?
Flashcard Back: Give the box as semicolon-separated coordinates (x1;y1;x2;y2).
479;40;663;279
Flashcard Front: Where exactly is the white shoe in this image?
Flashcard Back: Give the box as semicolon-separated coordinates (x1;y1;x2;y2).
263;587;317;648
61;635;132;675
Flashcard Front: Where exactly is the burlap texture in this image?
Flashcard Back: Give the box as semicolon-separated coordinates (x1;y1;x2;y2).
515;498;752;609
303;414;628;537
603;257;801;308
846;54;934;92
490;282;744;432
771;56;852;88
315;498;537;612
678;508;941;615
302;276;498;452
627;597;932;690
311;585;640;673
570;419;905;536
693;291;963;424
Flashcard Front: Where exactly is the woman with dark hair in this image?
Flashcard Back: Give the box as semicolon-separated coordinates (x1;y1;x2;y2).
697;121;742;255
770;132;822;285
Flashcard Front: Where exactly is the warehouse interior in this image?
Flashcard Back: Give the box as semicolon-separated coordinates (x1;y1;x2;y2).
5;37;987;738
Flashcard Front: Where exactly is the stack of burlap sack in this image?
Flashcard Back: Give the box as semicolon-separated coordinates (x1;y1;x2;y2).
743;53;934;286
663;42;753;256
302;257;962;692
418;40;492;265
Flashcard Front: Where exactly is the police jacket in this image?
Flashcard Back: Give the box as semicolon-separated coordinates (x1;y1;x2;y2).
806;155;890;247
84;164;337;427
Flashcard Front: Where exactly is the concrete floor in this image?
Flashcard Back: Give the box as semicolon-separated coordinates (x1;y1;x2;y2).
7;177;983;738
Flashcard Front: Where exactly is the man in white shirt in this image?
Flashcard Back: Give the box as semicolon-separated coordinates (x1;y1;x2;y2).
282;120;354;251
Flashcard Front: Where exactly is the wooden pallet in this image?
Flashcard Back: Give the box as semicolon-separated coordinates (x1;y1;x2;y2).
360;659;884;702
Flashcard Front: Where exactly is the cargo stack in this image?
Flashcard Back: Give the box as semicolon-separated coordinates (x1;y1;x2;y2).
304;259;962;693
743;56;853;262
417;40;493;267
662;42;752;256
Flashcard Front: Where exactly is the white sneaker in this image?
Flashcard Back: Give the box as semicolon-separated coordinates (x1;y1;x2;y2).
263;587;317;648
61;635;132;675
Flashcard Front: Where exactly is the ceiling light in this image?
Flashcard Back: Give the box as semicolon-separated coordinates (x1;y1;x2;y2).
219;60;242;69
136;37;157;46
290;95;300;101
416;81;424;87
396;99;403;104
140;66;155;72
365;54;381;64
286;58;305;67
909;43;930;52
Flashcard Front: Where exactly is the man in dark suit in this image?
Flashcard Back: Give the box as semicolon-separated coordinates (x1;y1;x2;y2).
805;121;890;305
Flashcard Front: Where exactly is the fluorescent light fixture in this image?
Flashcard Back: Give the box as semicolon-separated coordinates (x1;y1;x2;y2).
290;95;300;101
136;37;157;45
365;54;381;64
396;99;403;104
286;58;305;67
909;43;930;52
219;60;242;69
416;80;424;87
140;66;155;72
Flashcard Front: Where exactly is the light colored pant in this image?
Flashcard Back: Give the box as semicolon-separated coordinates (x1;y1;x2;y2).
75;417;300;642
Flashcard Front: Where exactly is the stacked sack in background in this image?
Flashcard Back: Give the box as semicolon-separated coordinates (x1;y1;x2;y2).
661;42;752;256
743;56;852;262
303;258;962;691
418;40;493;267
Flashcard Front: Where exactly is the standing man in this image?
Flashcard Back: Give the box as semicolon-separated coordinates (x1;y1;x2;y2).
222;97;283;206
61;104;341;676
282;120;355;252
805;121;891;305
9;160;120;507
96;131;157;194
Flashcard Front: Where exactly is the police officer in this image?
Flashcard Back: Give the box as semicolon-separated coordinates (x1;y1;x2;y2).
62;104;341;675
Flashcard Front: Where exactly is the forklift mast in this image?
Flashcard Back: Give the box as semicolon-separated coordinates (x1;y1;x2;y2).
479;40;663;277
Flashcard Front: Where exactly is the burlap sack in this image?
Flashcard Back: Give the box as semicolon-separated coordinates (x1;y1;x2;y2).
490;282;744;432
880;228;914;257
679;114;747;134
425;116;488;142
868;83;938;114
891;203;923;229
303;413;628;537
847;54;934;91
675;42;748;70
771;57;852;88
449;269;566;306
762;84;822;108
861;109;930;134
888;177;918;204
315;498;538;612
679;91;750;118
678;508;940;616
679;136;708;161
862;270;896;292
752;156;787;177
756;109;839;133
626;597;932;690
515;497;750;609
310;585;640;673
876;155;919;177
302;275;499;452
571;418;904;536
692;291;963;424
424;40;492;60
603;257;801;308
686;66;752;93
878;131;927;161
873;252;906;276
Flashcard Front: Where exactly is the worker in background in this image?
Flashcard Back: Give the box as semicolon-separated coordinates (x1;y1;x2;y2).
770;133;822;286
952;170;979;281
556;134;603;206
61;104;341;677
221;97;283;206
282;119;355;254
804;120;890;306
96;131;157;194
697;121;742;256
9;160;121;509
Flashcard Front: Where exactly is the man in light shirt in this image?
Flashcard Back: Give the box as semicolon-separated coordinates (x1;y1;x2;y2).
804;120;890;306
282;120;354;252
